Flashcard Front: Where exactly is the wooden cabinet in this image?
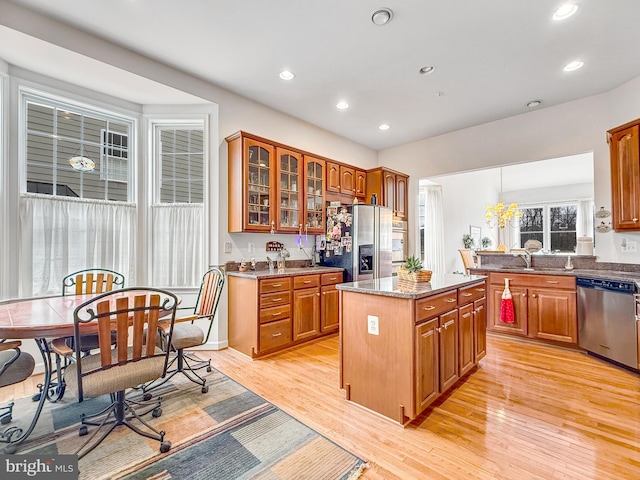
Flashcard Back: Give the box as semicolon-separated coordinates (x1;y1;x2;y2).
227;133;276;233
276;147;302;233
342;280;486;424
608;119;640;231
487;272;577;345
326;161;367;200
366;167;409;220
227;132;325;234
303;156;325;234
320;272;342;332
228;270;342;358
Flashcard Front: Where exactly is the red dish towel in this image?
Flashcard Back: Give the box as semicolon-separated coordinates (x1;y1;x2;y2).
500;278;515;324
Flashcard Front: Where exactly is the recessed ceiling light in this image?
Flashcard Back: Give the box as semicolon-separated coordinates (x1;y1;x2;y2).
336;101;349;110
279;70;295;80
553;4;579;21
435;91;445;97
563;60;584;72
372;8;393;26
378;124;390;131
419;65;436;75
526;100;542;108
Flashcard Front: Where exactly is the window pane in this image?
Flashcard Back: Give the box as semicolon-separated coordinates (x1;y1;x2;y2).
159;128;204;204
550;205;577;252
25;98;132;201
519;207;543;248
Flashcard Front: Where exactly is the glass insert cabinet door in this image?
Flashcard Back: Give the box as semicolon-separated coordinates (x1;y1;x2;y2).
305;156;325;234
245;139;274;231
276;148;301;232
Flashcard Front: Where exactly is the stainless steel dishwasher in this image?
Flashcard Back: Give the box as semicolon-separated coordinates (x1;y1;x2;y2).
577;277;638;370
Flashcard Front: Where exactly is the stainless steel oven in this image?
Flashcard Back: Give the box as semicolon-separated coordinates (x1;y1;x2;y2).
392;219;407;272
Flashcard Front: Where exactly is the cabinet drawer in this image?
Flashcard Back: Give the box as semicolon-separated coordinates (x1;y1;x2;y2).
294;274;320;289
321;272;343;286
259;304;291;324
259;277;291;294
490;272;575;290
259;318;292;351
415;290;458;323
458;282;486;304
260;291;291;307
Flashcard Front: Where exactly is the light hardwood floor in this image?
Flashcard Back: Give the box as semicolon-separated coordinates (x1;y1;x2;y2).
2;335;640;479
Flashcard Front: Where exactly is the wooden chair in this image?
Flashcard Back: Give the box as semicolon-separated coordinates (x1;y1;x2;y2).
51;288;178;459
458;249;476;274
1;340;36;444
34;269;126;403
143;268;224;396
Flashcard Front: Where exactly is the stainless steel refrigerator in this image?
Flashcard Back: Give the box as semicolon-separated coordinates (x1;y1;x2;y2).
319;204;392;282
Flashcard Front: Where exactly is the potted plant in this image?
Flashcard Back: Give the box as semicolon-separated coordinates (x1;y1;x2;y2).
481;237;492;249
398;255;432;283
462;234;474;249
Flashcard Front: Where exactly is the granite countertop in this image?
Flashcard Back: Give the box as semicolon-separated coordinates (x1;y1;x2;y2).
336;273;487;299
227;266;344;279
471;266;640;283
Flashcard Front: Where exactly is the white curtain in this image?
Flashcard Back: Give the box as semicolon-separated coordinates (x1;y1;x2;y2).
151;203;204;287
577;199;595;237
423;185;446;274
19;193;136;297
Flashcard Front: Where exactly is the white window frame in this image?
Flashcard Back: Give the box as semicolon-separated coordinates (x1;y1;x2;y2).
519;201;579;252
19;87;136;201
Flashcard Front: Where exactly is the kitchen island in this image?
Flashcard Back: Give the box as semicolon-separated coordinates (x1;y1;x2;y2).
337;273;487;425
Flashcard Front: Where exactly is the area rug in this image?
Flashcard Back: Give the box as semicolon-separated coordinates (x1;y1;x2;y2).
11;368;366;480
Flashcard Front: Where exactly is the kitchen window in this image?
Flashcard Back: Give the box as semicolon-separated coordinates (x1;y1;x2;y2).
519;202;578;253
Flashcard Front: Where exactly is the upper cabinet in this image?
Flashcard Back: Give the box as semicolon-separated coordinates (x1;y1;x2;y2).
304;156;326;234
326;161;366;200
366;167;409;220
276;148;302;233
609;119;640;231
227;133;275;233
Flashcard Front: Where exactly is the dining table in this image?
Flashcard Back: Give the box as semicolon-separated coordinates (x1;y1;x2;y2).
0;291;178;453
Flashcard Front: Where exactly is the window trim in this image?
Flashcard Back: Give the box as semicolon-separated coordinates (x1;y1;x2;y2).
519;200;579;252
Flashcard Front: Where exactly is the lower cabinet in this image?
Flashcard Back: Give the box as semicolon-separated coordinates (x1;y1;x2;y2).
487;272;577;345
228;270;343;358
342;280;486;425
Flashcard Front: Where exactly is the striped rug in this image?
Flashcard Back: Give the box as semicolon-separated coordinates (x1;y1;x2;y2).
14;368;366;480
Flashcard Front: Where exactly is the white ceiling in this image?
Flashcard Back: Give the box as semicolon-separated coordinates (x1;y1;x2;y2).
3;0;640;151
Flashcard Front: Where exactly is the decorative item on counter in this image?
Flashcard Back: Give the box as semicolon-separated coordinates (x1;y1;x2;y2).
397;255;432;283
238;259;248;272
576;236;594;255
250;258;256;270
500;278;515;324
462;233;474;249
485;202;522;251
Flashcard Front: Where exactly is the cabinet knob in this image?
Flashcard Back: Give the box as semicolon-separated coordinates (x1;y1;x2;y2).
522;293;527;297
634;218;639;222
316;292;320;296
532;294;537;298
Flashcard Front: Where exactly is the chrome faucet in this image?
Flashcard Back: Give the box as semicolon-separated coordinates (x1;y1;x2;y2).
514;250;533;270
266;256;274;271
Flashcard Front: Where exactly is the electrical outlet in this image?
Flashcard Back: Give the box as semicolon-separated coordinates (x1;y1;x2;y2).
627;241;637;252
367;315;379;335
224;241;232;254
248;242;255;253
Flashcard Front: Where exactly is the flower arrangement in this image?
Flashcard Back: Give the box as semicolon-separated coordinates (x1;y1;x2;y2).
485;202;522;228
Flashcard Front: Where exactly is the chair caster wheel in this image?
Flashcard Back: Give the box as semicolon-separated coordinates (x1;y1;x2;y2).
206;366;212;372
201;385;209;394
79;425;88;436
160;440;171;453
143;393;152;401
152;407;162;418
0;415;11;425
3;444;17;454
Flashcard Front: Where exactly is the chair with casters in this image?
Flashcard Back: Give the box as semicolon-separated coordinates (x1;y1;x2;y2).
34;269;126;403
143;267;224;397
1;340;36;444
458;249;476;274
51;287;178;459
